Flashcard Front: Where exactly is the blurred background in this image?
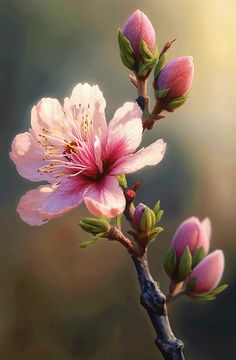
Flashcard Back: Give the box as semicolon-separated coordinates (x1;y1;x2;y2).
0;0;235;359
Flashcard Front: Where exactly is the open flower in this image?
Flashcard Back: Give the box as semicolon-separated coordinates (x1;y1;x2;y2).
10;83;166;225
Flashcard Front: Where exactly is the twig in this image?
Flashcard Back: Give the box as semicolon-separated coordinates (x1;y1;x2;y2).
133;253;185;360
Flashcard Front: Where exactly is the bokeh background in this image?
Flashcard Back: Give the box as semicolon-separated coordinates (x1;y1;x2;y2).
0;0;235;359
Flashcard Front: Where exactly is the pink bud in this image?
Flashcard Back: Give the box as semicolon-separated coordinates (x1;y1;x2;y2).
134;203;146;226
189;250;225;294
172;217;211;258
156;56;194;101
122;9;156;62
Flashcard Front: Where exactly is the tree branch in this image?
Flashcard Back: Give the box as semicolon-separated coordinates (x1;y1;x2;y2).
132;253;185;360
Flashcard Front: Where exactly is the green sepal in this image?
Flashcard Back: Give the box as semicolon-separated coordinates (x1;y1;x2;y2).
186;276;197;293
139;207;156;233
192;247;206;268
79;233;104;249
166;93;190;112
140;39;155;61
149;226;164;242
153;200;160;215
190;284;228;302
155;88;169;99
117;173;127;188
154;53;167;79
155;210;164;223
118;28;136;70
138;57;157;78
164;247;177;277
177;246;192;281
115;213;123;229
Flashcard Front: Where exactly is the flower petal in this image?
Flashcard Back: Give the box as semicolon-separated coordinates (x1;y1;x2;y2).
39;177;90;218
65;83;107;135
17;185;54;226
105;117;143;162
31;98;67;140
10;131;52;182
110;138;166;175
84;176;126;218
108;102;141;131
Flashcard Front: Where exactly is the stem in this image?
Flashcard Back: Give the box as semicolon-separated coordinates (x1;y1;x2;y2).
132;253;185;360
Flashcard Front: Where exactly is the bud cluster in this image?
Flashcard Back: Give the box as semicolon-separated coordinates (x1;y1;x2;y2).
118;9;194;115
164;217;227;301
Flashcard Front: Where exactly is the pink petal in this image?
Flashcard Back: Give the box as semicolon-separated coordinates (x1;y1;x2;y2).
110;138;166;175
190;250;225;294
10;131;52;182
108;102;141;131
66;83;107;135
39;177;90;219
17;185;54;226
31;98;67;140
84;176;126;218
105;117;143;162
201;217;212;240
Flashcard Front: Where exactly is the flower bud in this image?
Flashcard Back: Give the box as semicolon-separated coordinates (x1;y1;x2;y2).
134;203;156;234
171;217;211;259
155;56;194;111
79;217;111;236
122;9;156;63
188;250;225;294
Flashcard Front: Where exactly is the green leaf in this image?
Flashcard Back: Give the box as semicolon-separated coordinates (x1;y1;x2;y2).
149;226;164;242
117;173;127;188
164;247;177;277
155;209;164;223
140;39;154;61
192;247;206;268
177;246;192;281
79;233;104;249
154;53;167;79
155;88;169;99
118;28;135;70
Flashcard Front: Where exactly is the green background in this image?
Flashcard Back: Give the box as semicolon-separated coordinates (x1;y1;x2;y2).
0;0;235;359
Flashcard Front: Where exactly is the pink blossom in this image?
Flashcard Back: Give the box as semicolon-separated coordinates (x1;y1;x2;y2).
122;9;156;62
156;56;194;101
171;217;211;258
10;83;166;225
189;250;224;294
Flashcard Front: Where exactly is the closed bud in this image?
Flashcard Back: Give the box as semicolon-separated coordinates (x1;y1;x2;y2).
119;10;157;77
188;250;225;294
171;217;211;259
122;9;156;63
155;56;194;111
134;203;156;234
79;217;111;236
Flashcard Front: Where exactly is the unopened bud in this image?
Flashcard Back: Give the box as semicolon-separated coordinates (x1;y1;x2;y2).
155;56;194;111
187;250;225;294
79;217;111;236
134;203;156;234
119;10;157;77
171;217;211;260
